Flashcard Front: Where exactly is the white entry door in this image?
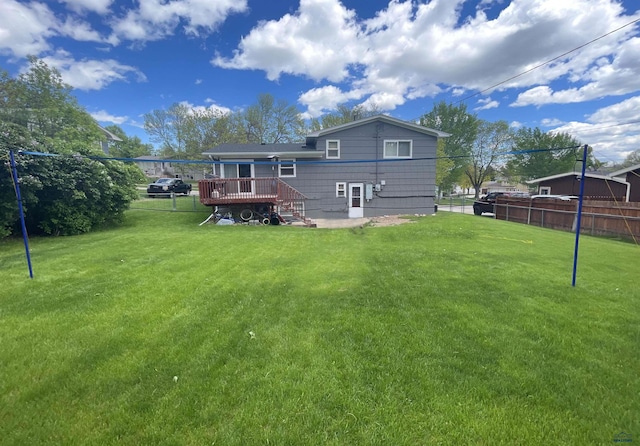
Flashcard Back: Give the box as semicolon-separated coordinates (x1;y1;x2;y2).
348;183;364;218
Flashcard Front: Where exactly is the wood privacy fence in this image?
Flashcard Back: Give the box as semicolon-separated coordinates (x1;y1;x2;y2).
494;198;640;241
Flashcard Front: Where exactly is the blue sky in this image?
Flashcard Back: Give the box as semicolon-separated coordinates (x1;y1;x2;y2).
1;0;639;163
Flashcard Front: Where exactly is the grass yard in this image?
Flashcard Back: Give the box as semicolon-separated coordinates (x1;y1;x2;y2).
0;210;638;445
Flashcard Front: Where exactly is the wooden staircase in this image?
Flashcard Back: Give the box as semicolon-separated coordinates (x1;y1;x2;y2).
198;177;313;226
273;179;313;226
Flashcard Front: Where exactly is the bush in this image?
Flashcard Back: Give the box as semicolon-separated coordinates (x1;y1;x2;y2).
1;144;141;237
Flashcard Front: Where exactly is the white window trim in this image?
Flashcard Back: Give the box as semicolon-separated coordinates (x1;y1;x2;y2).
336;182;346;198
279;159;296;178
326;140;340;159
539;186;551;195
383;139;412;159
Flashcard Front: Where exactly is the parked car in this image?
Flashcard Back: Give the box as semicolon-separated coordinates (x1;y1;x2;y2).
531;194;578;200
473;191;530;215
147;178;192;197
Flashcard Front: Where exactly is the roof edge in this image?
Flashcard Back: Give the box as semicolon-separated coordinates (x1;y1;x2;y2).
306;114;450;138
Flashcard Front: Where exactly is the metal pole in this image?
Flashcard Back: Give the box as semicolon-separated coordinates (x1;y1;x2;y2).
572;144;589;287
9;150;34;278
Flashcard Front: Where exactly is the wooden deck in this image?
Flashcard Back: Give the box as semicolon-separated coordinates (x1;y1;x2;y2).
198;177;310;224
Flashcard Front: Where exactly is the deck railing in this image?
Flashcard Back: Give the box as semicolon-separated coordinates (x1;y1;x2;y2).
198;177;308;222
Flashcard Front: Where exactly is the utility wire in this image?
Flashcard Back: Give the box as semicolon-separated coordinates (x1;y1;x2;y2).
456;16;640;104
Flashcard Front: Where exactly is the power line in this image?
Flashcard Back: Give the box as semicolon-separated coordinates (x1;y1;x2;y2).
456;16;640;104
556;119;640;132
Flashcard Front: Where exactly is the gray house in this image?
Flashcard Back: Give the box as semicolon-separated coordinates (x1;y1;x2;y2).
199;115;448;221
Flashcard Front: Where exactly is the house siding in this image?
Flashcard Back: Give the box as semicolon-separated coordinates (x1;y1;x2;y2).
538;176;627;200
625;170;640;202
279;121;437;218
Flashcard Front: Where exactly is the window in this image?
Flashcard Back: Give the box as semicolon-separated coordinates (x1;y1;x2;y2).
279;159;296;177
383;140;412;158
539;186;551;195
336;182;346;198
326;140;340;159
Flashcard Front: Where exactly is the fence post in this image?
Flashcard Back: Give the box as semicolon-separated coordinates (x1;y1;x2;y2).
171;192;176;211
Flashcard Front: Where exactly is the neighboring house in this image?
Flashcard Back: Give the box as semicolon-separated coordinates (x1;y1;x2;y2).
200;115;449;220
527;172;630;201
98;126;122;154
480;180;529;195
134;156;209;180
134;155;174;177
611;164;640;202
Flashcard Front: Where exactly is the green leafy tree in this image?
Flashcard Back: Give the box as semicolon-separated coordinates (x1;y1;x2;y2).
308;104;381;131
243;93;305;143
143;103;191;156
0;56;104;156
0;58;139;237
144;103;245;158
465;120;513;199
436;139;454;194
104;125;153;158
504;127;583;182
619;149;640;168
420;101;479;193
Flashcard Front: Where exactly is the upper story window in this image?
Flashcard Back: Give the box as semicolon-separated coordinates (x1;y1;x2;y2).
279;159;296;177
326;140;340;159
384;140;412;158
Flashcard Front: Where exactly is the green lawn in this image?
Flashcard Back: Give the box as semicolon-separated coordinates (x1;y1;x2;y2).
0;211;637;445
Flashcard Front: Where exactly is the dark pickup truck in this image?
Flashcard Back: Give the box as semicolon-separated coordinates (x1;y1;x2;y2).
473;192;530;215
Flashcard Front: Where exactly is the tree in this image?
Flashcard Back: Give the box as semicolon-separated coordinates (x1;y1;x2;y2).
308;104;381;131
420;101;480;193
465;120;513;199
144;103;248;160
104;125;153;158
0;56;104;156
436;139;453;193
143;103;191;156
504;127;583;182
242;93;305;143
619;149;640;168
0;58;140;237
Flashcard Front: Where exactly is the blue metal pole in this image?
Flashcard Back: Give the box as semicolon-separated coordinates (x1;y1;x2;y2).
9;150;34;279
571;144;588;287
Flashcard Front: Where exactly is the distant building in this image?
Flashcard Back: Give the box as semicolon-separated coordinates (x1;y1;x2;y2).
527;172;630;201
611;164;640;202
480;180;529;195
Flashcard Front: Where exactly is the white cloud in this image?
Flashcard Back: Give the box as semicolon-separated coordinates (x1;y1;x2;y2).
512;37;640;107
180;100;232;116
213;0;639;117
213;0;362;82
548;96;640;162
58;0;113;14
474;97;499;111
541;118;565;127
510;121;524;129
91;110;128;125
59;16;105;42
0;0;108;58
0;1;57;57
40;51;147;90
298;85;365;118
195;79;203;85
109;0;248;44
